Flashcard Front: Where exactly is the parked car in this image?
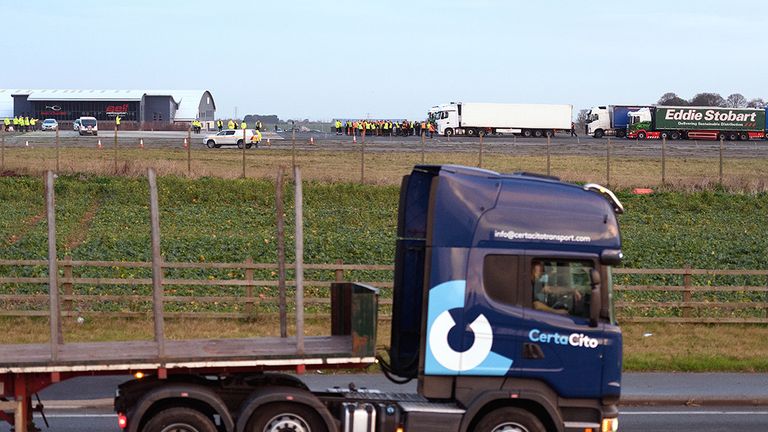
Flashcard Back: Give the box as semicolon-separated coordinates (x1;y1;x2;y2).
73;118;81;131
41;119;58;131
78;117;98;136
203;129;257;148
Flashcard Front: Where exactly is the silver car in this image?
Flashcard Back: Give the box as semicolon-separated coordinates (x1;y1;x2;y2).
41;119;58;131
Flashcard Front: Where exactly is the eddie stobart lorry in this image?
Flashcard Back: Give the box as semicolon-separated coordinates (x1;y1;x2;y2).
627;106;766;141
0;165;624;432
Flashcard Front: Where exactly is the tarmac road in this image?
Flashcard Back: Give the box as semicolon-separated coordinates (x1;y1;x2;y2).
4;130;768;159
2;372;762;432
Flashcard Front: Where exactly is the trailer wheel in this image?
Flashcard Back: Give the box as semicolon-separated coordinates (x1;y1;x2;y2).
444;128;454;137
544;130;553;137
637;132;646;139
727;132;737;141
244;402;327;432
660;132;668;139
670;131;681;140
534;130;543;138
739;132;749;141
466;128;477;137
522;129;533;138
143;407;217;432
475;407;546;432
616;130;626;138
718;133;726;141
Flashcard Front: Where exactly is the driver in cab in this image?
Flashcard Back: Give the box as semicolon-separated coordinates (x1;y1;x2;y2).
532;261;582;315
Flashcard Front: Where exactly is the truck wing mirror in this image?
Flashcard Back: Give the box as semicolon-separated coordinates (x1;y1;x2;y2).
589;269;601;328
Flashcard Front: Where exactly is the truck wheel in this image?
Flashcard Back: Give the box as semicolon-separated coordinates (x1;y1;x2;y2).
478;129;487;137
637;132;646;139
143;407;217;432
718;133;726;141
670;131;680;140
544;130;553;137
475;407;546;432
245;403;327;432
739;132;749;141
523;129;532;138
237;139;245;149
466;128;477;137
660;132;668;139
727;132;737;141
594;129;604;139
616;130;626;138
206;140;216;148
444;128;454;137
534;130;543;138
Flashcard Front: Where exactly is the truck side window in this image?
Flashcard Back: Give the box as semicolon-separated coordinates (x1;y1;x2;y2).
531;259;593;319
483;255;521;306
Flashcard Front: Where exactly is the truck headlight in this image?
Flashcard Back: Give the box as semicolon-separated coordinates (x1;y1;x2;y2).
602;417;618;432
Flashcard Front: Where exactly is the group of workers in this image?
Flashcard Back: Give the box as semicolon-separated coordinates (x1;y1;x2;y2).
3;116;38;132
334;119;436;137
216;119;263;132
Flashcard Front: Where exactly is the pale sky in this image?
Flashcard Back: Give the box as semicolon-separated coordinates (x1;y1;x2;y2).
2;0;766;121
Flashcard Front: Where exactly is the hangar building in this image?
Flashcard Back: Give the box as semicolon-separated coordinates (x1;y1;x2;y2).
0;89;215;124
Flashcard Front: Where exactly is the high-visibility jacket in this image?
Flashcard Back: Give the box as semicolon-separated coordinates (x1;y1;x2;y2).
217;120;223;128
228;121;235;130
24;117;30;126
240;122;247;129
116;116;121;126
30;118;37;126
13;117;18;125
3;118;9;126
428;123;435;132
251;130;262;143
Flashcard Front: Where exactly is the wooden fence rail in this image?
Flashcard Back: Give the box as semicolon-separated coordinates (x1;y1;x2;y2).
1;259;767;323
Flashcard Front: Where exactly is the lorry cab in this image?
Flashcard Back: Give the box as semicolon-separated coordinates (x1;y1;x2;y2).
389;165;623;431
429;103;458;136
585;106;610;138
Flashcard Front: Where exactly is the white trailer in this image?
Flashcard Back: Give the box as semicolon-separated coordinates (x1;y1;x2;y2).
429;102;572;137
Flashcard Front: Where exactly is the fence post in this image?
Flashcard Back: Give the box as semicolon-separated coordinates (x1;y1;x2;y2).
46;171;63;358
114;124;119;174
291;125;296;169
1;133;5;171
335;259;344;282
421;130;425;164
241;127;246;179
148;168;165;358
276;167;287;338
62;255;73;313
360;128;366;184
661;136;666;185
546;135;551;176
719;137;724;184
244;257;254;317
294;166;305;355
682;264;692;318
55;126;60;173
478;133;484;168
606;137;611;187
187;126;192;177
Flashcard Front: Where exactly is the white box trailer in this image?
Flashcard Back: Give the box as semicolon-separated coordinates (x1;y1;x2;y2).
429;102;572;137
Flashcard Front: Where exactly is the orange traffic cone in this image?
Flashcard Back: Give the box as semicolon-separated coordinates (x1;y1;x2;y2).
139;138;144;149
183;138;188;149
266;138;271;146
97;139;102;149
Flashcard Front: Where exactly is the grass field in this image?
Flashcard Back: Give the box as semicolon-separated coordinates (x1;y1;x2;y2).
1;154;767;371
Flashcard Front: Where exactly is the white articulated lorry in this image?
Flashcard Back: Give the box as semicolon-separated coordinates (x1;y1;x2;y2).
428;102;572;137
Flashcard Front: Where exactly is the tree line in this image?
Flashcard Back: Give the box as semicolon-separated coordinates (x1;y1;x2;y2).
657;92;765;108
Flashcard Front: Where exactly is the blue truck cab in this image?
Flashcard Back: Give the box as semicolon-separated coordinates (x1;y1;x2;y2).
388;165;623;432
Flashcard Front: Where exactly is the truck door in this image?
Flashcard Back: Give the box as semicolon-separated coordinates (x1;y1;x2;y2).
518;255;606;398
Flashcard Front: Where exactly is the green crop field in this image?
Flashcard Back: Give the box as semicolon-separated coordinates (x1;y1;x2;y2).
0;173;767;371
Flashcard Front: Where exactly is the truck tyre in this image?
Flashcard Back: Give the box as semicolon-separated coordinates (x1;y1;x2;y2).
244;402;327;432
206;140;216;149
594;129;604;139
444;128;454;137
544;130;553;137
670;131;680;140
739;132;749;141
523;129;532;138
660;132;668;139
637;132;646;140
616;130;626;138
143;407;217;432
237;139;245;149
475;407;546;432
466;128;477;137
727;132;737;141
534;130;543;138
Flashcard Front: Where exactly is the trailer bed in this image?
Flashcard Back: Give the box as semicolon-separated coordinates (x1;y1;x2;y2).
0;335;374;373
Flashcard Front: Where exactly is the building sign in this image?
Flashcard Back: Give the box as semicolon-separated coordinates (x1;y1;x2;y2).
41;111;69;116
105;104;129;116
